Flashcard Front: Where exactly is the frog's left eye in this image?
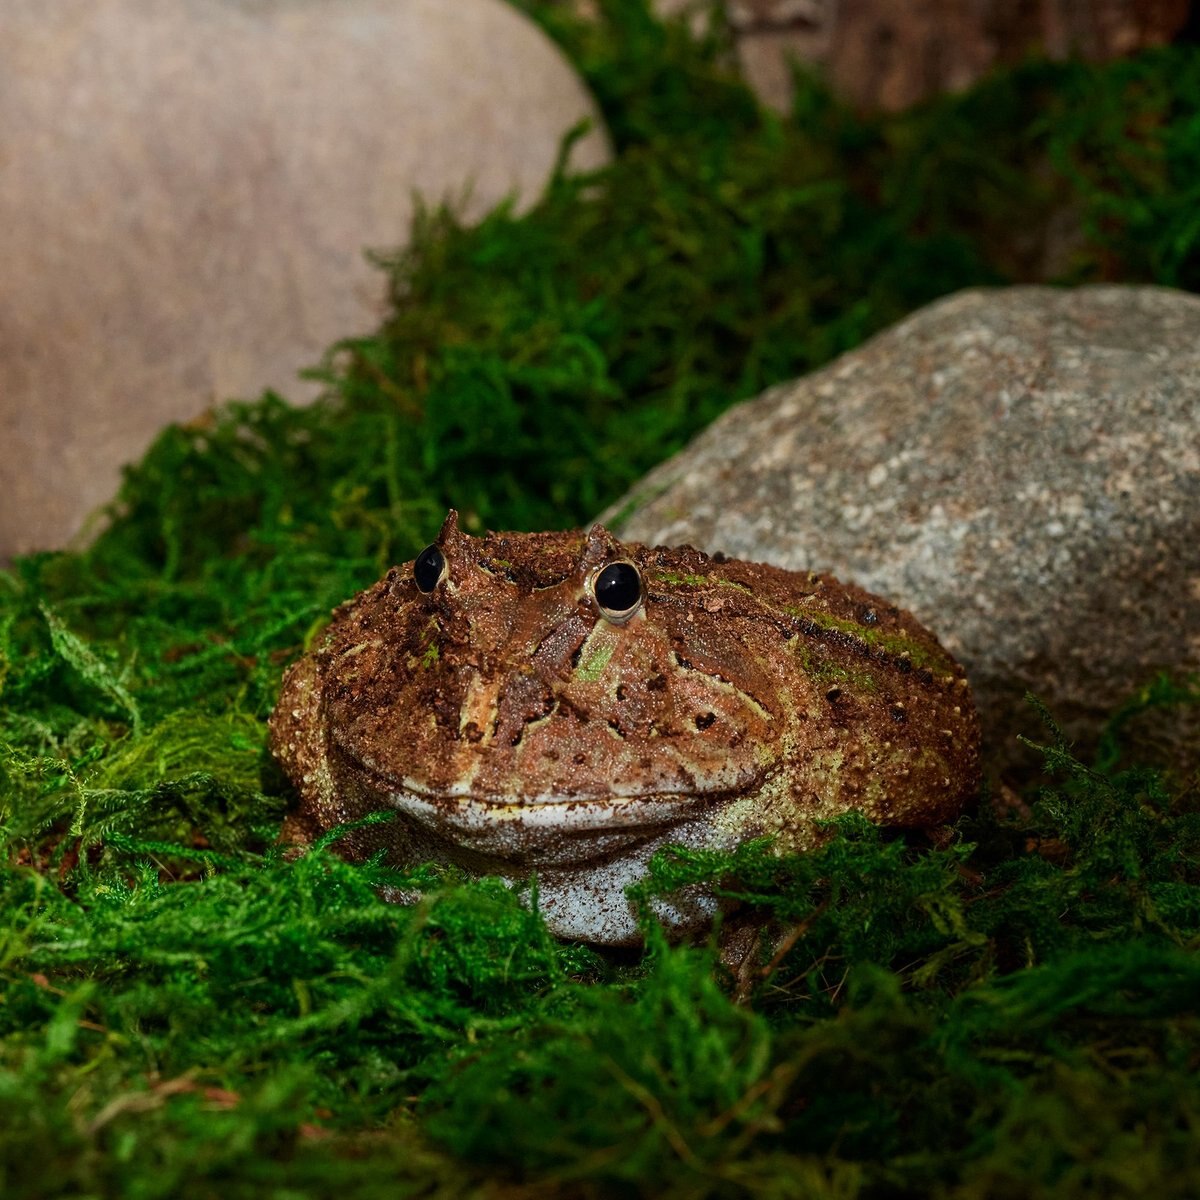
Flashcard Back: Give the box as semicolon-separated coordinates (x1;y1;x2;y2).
592;560;643;624
413;544;447;593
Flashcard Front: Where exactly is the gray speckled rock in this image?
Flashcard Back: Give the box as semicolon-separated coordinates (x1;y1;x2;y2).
0;0;608;558
606;286;1200;773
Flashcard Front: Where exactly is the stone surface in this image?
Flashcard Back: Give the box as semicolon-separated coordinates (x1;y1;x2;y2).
710;0;1190;112
605;286;1200;773
0;0;608;558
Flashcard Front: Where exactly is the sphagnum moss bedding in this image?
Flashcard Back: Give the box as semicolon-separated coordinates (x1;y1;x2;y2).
2;3;1199;1196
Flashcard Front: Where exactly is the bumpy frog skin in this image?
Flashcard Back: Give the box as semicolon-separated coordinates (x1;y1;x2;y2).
269;511;980;944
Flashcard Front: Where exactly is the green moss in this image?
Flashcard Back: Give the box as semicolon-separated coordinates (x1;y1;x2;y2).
783;602;949;673
1;1;1199;1194
794;642;881;694
656;571;753;595
655;570;711;586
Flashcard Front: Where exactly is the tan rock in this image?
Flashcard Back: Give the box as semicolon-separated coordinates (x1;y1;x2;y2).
0;0;608;557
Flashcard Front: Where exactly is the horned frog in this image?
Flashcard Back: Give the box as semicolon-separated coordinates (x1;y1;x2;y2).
269;511;980;945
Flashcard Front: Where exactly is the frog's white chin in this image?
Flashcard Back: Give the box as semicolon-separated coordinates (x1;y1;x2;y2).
533;850;720;946
381;784;734;944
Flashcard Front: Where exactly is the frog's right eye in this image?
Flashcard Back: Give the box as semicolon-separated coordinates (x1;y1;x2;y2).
592;560;643;624
413;544;447;593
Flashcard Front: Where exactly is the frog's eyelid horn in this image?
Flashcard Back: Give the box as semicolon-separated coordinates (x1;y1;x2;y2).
438;508;461;541
578;521;623;574
413;509;466;593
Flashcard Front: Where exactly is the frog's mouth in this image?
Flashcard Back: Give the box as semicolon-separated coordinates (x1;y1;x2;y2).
345;754;746;868
390;784;729;867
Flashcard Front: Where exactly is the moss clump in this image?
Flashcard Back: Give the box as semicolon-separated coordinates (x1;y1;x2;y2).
3;709;1198;1198
2;1;1200;1195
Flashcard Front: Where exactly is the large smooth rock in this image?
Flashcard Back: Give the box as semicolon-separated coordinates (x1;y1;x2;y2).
0;0;608;557
607;286;1200;773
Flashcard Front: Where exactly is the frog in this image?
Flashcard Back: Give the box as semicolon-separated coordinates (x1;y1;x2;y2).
268;510;980;946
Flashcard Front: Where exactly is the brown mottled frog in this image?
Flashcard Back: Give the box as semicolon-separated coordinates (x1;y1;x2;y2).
269;511;980;944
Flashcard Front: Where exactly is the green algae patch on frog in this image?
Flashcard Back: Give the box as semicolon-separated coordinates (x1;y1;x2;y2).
572;626;618;683
269;510;981;946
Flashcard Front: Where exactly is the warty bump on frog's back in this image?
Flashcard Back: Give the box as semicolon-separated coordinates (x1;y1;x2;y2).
269;509;980;944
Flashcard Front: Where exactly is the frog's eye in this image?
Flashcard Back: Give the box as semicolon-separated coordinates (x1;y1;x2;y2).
592;560;643;624
413;544;447;593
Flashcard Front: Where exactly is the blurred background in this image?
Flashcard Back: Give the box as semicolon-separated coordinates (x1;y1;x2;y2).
3;0;1196;558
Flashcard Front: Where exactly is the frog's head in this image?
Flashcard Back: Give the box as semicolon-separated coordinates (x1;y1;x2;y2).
314;510;787;861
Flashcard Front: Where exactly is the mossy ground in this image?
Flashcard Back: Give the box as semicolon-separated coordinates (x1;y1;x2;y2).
2;3;1199;1195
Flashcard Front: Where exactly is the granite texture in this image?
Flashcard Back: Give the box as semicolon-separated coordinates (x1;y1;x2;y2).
606;286;1200;773
0;0;608;557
